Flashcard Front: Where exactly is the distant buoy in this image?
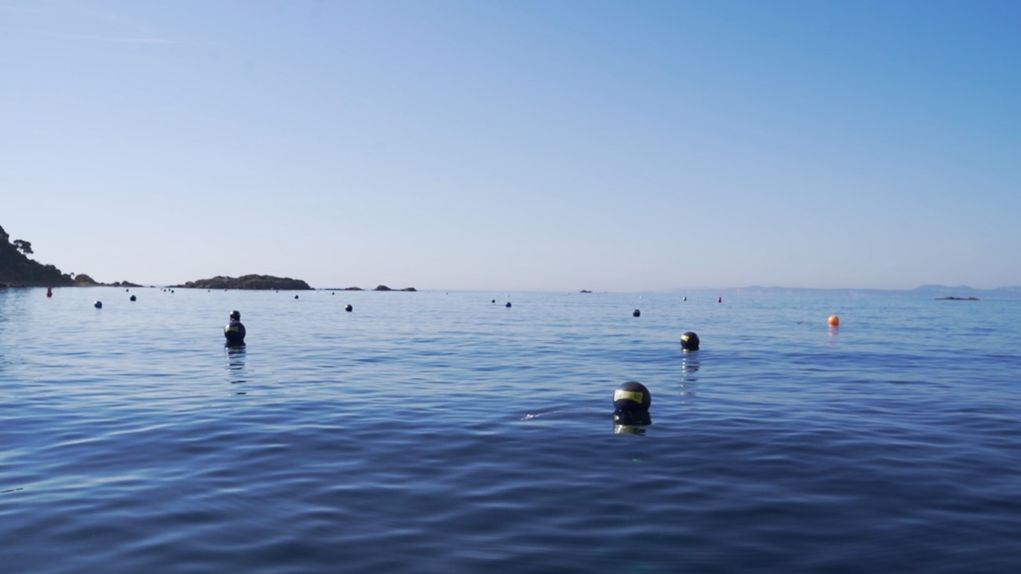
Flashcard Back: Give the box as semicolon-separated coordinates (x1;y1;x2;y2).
129;295;137;302
613;381;652;427
506;302;512;308
680;331;700;351
94;301;103;309
491;299;496;304
46;287;53;298
682;296;687;302
345;304;353;312
125;288;129;292
828;315;840;328
717;296;722;303
294;295;299;300
632;309;641;317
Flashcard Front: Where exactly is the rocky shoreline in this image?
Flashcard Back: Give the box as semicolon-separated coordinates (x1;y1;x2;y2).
325;285;418;292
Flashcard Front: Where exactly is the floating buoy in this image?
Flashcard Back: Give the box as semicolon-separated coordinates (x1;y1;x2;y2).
129;295;137;302
717;296;722;303
506;302;512;308
491;299;496;304
613;381;652;427
345;304;353;312
632;309;641;317
682;296;687;301
680;331;700;351
828;315;840;328
294;295;299;300
46;287;53;298
224;310;246;347
94;301;103;309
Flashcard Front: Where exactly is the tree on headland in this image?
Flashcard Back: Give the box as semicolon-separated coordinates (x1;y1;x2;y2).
0;224;74;286
13;239;33;255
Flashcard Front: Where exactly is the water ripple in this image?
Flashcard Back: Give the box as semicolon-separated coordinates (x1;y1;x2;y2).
1;288;1020;572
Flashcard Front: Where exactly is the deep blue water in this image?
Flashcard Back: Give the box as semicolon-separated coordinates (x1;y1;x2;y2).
2;287;1020;573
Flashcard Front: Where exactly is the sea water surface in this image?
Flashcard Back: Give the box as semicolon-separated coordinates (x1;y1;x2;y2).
2;287;1020;573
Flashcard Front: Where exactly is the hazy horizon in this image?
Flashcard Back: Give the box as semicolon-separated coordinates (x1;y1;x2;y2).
4;1;1019;291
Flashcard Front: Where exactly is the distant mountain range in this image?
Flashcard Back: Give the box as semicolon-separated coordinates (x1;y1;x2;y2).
908;284;1021;298
721;285;1021;299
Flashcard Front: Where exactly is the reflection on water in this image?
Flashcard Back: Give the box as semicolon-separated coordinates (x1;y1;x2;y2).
225;346;247;393
612;410;651;435
680;352;699;398
681;354;699;378
613;422;648;435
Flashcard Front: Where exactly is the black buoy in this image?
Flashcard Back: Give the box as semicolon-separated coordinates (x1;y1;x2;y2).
129;295;137;302
683;296;687;301
613;381;651;427
294;294;299;300
125;288;129;292
680;331;700;351
345;304;353;312
717;296;722;303
224;310;246;347
94;301;103;309
632;309;641;317
505;302;512;308
491;299;496;304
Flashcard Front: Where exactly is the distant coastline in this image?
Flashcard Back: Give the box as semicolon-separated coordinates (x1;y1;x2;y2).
171;275;418;292
174;275;313;291
322;285;418;292
685;284;1021;299
2;223;1015;296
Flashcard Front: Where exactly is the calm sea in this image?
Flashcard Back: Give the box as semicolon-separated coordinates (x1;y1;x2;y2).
2;287;1020;573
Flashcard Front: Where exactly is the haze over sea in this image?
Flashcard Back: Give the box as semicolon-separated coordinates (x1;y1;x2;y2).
2;286;1020;573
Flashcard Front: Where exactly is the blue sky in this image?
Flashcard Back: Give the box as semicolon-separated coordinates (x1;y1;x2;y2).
2;0;1019;290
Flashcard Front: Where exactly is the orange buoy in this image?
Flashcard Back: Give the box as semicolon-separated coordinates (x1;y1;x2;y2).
828;315;840;328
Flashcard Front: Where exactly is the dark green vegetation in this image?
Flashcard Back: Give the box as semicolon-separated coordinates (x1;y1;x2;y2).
0;225;74;287
176;275;313;290
371;285;417;292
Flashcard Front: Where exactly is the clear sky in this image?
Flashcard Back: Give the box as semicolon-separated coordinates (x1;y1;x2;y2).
2;0;1019;291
